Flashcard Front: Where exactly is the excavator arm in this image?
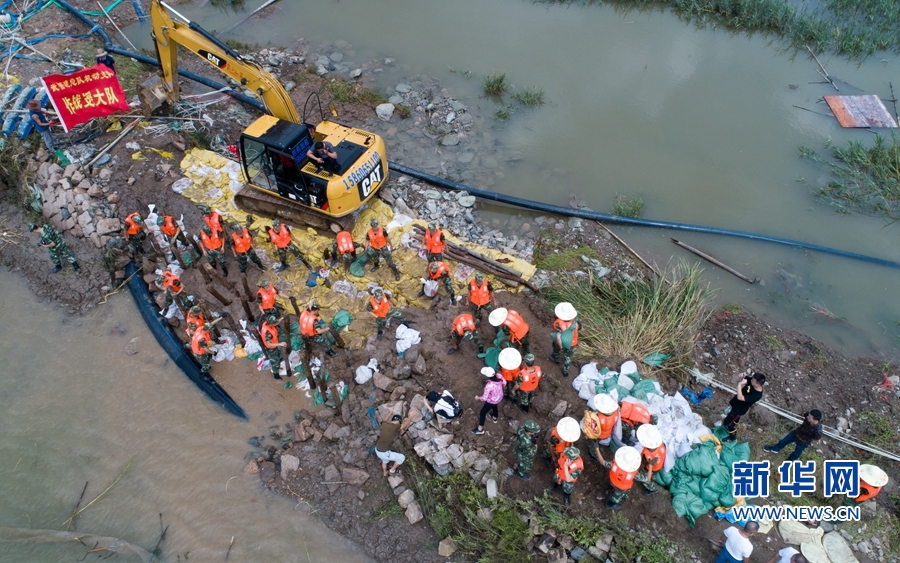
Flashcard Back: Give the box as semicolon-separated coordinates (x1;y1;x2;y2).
144;0;299;123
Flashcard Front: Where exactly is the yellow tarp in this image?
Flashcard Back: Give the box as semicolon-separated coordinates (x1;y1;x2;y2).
178;149;534;348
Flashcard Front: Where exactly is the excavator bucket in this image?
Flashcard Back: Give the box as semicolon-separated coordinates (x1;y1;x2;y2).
137;74;169;117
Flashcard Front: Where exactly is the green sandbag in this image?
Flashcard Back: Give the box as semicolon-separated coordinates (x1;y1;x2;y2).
631;379;660;401
331;310;354;331
289;319;302;350
643;352;669;367
719;488;736;507
654;469;673;487
679;441;719;477
720;441;751;468
624;370;642;384
712;425;731;442
479;347;501;370
700;464;732;504
349;261;366;277
669;473;701;497
672;493;707;527
672;493;690;518
552;322;577;349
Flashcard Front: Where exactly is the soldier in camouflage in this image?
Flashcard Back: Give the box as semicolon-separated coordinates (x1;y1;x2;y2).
101;235;128;285
29;224;79;273
514;420;541;481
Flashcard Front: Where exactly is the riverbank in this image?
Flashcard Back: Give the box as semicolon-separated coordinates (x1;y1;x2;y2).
1;3;899;563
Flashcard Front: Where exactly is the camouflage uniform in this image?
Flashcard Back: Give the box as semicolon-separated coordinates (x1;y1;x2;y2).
330;240;359;270
550;319;581;378
236;248;265;273
365;291;408;338
515;421;540;480
450;327;484;352
101;236;128;284
262;319;286;378
35;224;77;271
602;460;652;505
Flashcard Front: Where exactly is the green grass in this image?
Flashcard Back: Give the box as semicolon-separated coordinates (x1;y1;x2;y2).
542;263;715;375
184;129;212;151
370;499;403;521
395;104;412;119
722;303;743;314
512;87;545;108
494;105;513;121
612;194;647;218
537;0;900;59
534;244;606;271
223;39;257;51
764;334;785;349
482;73;509;99
857;411;898;450
801;133;900;219
71;40;151;94
325;79;387;105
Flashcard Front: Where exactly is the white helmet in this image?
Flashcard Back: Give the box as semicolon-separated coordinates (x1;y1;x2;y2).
592;393;619;415
614;446;642;473
498;347;522;370
554;302;577;321
620;360;638;376
488;307;509;327
556;417;581;443
480;367;496;378
636;424;663;450
859;464;889;488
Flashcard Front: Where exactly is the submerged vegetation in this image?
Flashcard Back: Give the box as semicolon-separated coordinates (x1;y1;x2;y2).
482;73;509;99
612;194;646;218
325;78;388;105
481;71;546;119
800;133;900;220
543;264;714;375
537;0;900;58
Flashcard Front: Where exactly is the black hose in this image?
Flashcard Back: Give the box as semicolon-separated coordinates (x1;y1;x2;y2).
388;161;900;270
53;0;900;271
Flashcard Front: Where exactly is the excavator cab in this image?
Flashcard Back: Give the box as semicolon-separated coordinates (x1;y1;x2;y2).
237;116;388;229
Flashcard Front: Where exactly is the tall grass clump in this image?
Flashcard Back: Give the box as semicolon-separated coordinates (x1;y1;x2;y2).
800;133;900;219
612;194;646;217
513;87;545;108
326;79;388;105
482;73;509;99
543;264;714;372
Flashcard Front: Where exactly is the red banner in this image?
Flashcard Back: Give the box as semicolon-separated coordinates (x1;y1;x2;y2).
41;65;129;132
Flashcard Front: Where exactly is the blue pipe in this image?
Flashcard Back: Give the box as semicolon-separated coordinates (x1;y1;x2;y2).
388;162;900;270
52;0;900;271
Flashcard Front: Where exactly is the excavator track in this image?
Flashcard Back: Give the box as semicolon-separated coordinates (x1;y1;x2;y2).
234;185;358;233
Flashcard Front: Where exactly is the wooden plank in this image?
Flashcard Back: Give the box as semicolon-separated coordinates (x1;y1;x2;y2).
824;95;898;128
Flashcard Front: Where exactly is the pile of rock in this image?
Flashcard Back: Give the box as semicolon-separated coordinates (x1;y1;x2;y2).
36;162;123;248
529;527;615;563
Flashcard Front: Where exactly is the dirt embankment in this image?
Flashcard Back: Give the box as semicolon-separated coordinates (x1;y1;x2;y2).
1;4;898;563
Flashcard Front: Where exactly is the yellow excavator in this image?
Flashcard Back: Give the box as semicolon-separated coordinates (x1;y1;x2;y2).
139;0;388;231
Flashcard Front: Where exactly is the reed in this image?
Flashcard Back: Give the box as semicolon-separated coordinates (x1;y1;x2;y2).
513;87;545;107
543;264;714;372
482;73;509;99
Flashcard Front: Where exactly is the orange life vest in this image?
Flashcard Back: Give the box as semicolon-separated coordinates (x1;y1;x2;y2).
424;228;445;254
468;279;491;307
587;411;618;440
125;213;142;236
336;231;355;254
855;482;882;502
553;318;579;347
200;229;223;251
191;328;211;355
518;365;542;392
503;310;529;343
268;224;292;249
160;271;182;294
299;309;319;337
367;226;387;249
643;444;667;473
452;313;476;336
500;366;519;383
186;311;205;336
548;427;571;456
557;455;584;484
257;286;277;310
261;322;280;349
160;216;178;237
620;402;652;426
204;210;223;234
231;228;253;254
610;461;638;491
369;296;391;318
428;261;450;280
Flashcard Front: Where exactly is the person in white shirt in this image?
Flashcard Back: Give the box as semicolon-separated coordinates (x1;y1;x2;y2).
766;547;808;563
713;522;758;563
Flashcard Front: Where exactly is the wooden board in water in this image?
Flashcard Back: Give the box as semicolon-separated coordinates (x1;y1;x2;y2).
824;95;898;128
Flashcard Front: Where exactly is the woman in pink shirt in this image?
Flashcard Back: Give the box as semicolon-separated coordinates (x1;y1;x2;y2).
472;367;506;435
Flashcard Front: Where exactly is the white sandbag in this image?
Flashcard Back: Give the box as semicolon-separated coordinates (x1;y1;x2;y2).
355;365;374;384
386;213;414;231
617;373;636;390
822;531;858;563
395;324;421;354
422;279;439;297
171;177;193;193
